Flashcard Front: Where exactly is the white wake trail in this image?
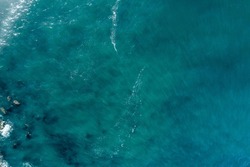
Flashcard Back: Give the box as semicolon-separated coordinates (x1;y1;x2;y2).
110;0;120;53
111;67;145;156
93;67;146;158
0;0;34;49
126;67;145;105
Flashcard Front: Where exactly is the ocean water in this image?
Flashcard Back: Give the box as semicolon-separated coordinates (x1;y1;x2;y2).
0;0;250;166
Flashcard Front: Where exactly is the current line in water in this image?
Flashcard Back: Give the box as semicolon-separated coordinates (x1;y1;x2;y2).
110;0;120;53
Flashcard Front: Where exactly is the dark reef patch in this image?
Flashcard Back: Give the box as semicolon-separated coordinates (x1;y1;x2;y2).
42;112;59;125
50;134;81;166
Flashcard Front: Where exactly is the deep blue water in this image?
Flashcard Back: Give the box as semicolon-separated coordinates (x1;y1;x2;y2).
1;0;250;166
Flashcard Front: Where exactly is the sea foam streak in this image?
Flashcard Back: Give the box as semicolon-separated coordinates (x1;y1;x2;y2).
93;68;145;158
0;0;34;49
126;67;145;105
112;67;145;156
110;0;120;53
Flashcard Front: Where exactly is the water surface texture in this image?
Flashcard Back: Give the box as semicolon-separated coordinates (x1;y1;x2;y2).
0;0;250;166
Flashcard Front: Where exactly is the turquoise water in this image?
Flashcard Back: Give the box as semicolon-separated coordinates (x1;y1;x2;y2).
1;0;250;166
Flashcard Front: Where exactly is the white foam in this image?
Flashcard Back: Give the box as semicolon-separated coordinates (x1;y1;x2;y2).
0;0;34;49
0;123;13;167
108;67;145;156
0;160;10;167
114;67;145;128
127;67;145;105
0;123;13;138
0;156;10;167
22;162;33;167
110;0;120;53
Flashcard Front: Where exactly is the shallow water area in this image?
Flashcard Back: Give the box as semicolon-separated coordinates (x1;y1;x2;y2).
1;0;250;166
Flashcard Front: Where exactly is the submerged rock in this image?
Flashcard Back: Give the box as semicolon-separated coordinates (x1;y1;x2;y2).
0;123;12;138
13;100;21;106
26;132;32;139
7;96;11;102
23;124;29;130
0;107;6;114
51;134;80;165
6;106;13;113
0;120;5;129
22;162;33;167
12;141;22;149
